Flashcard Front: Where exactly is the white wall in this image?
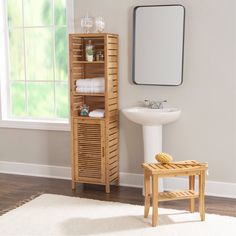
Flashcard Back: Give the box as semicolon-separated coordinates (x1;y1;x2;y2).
75;0;236;183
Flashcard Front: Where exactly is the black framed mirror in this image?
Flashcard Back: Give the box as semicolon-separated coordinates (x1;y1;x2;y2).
133;5;185;86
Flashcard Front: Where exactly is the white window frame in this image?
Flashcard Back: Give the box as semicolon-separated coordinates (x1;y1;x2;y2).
0;0;74;131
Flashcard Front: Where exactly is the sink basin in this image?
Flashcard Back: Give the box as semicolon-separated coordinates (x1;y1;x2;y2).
122;107;181;126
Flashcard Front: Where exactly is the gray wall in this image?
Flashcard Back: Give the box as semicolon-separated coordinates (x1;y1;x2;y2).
75;0;236;183
0;128;71;166
0;0;235;184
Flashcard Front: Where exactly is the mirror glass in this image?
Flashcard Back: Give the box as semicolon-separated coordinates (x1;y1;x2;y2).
133;5;185;86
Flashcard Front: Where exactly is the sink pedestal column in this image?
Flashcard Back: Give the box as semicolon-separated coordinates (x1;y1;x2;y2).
143;125;164;192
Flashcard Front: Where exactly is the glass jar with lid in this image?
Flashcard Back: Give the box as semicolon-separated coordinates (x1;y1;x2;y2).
81;14;94;33
95;16;105;33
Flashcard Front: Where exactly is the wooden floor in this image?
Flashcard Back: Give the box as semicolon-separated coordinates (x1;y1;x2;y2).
0;173;235;217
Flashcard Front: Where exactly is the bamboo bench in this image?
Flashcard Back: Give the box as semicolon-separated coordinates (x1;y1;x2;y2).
142;160;208;227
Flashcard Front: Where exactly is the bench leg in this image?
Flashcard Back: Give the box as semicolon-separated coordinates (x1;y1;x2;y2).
189;175;195;213
199;171;206;221
152;175;158;227
144;170;151;218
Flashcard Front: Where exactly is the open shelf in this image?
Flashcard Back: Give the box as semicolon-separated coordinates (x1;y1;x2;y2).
158;190;198;202
72;33;118;37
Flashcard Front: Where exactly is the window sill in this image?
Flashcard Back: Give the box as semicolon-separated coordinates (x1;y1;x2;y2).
0;119;70;131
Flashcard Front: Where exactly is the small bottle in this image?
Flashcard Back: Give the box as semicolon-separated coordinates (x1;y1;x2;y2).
85;40;94;62
96;51;104;61
80;104;89;116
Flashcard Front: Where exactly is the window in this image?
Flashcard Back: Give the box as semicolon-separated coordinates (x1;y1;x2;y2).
0;0;73;130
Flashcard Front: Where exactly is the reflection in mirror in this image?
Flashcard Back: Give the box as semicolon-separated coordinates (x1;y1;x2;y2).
133;5;185;86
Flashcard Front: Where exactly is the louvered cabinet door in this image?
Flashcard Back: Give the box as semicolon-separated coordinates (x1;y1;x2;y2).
73;119;105;184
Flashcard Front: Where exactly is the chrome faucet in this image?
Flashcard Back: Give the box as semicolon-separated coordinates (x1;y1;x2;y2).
144;99;167;109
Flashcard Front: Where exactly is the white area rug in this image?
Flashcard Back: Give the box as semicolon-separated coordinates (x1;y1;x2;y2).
0;194;235;236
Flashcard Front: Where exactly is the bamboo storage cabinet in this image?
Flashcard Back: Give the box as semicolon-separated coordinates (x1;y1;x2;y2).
69;33;119;193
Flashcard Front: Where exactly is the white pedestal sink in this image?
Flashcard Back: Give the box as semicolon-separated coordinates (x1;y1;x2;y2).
122;107;181;192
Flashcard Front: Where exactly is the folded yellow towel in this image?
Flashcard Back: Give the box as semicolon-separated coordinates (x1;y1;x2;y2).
155;152;173;163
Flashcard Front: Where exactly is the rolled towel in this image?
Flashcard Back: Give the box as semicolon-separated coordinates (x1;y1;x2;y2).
76;78;104;87
76;87;82;93
76;87;91;93
76;79;90;87
76;86;104;93
89;109;105;118
76;87;88;93
91;86;105;93
91;78;104;87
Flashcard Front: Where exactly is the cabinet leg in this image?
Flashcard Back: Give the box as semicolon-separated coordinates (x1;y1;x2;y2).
105;184;110;194
189;175;195;213
199;171;206;221
152;175;158;227
144;170;151;218
72;181;76;191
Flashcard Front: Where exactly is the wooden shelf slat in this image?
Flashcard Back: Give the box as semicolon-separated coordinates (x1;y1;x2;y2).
143;161;208;175
73;61;104;64
75;116;105;121
70;33;118;38
75;93;105;97
158;190;198;202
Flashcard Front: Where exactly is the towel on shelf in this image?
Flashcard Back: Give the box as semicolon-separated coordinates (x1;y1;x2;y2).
91;78;104;87
76;77;104;87
92;87;105;93
76;77;105;94
89;109;105;118
76;86;104;93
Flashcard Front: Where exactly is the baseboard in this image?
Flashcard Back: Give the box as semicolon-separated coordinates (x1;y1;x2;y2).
119;172;143;188
0;161;235;199
0;161;71;180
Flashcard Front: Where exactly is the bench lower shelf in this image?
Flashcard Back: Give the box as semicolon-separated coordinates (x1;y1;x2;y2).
158;190;199;202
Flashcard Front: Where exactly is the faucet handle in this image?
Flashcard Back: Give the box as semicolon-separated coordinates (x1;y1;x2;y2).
157;100;167;109
158;100;167;103
144;99;151;106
